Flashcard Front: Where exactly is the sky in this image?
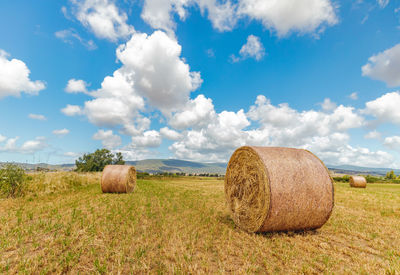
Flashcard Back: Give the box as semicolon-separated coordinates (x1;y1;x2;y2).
0;0;400;167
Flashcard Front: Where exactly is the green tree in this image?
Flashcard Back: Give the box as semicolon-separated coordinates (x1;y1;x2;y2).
75;149;125;172
386;170;396;180
113;152;125;165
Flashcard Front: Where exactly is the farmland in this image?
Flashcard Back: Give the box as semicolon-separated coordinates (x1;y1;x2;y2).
0;172;399;274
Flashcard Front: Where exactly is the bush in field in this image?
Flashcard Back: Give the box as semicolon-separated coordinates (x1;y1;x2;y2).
333;175;350;182
75;149;125;172
0;164;27;198
365;175;381;183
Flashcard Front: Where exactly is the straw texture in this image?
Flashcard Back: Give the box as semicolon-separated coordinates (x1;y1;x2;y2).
349;176;367;188
225;146;334;233
101;165;136;193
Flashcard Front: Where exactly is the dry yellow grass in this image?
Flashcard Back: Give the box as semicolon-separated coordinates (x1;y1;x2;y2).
0;173;399;274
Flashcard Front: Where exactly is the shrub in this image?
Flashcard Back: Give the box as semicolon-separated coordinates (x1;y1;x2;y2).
0;164;27;198
365;175;381;183
333;175;350;183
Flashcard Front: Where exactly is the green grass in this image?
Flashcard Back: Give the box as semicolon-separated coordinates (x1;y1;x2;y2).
0;173;400;273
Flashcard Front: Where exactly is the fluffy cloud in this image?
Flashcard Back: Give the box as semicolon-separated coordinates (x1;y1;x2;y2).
116;31;202;113
169;95;215;129
131;130;162;147
160;127;182;140
0;50;46;99
28;113;47;121
141;0;337;36
195;0;238;31
84;70;145;128
363;92;400;124
70;0;134;42
61;104;83;116
20;137;48;154
169;108;251;162
0;136;48;154
231;35;265;62
168;94;377;166
55;29;97;50
141;0;190;35
141;0;237;34
53;128;70;137
321;98;337;111
239;35;265;61
65;79;89;93
93;129;122;149
364;130;381;140
349;92;358;100
238;0;338;37
362;44;400;87
384;136;400;150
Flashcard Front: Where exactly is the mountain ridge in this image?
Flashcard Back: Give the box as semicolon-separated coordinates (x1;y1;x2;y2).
1;159;398;176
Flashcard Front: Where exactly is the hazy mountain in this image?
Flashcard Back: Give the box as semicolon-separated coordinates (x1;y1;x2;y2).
1;160;398;176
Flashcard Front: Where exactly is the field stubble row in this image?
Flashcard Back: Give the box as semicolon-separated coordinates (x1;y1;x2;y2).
0;172;399;273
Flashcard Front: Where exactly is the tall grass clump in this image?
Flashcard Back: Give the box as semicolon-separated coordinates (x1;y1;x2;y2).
0;164;27;198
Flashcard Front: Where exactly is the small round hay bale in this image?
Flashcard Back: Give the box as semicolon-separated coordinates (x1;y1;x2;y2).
224;146;334;233
349;176;366;188
101;165;136;193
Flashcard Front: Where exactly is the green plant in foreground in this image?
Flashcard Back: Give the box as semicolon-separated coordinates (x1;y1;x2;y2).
0;163;27;198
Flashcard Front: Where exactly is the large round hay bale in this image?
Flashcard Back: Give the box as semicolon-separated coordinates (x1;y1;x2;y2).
101;165;136;193
349;176;366;188
224;146;334;233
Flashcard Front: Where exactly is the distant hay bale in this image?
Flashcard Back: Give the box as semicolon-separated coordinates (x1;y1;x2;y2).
101;165;136;193
224;146;334;233
349;176;366;188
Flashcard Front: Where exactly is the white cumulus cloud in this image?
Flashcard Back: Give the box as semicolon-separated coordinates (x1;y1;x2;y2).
92;129;122;149
131;130;162;147
231;35;265;62
169;94;215;129
238;0;338;37
363;91;400;124
349;92;358;100
0;136;48;154
70;0;134;42
0;50;46;99
116;31;202;113
364;130;381;140
65;79;89;93
61;104;83;116
362;44;400;87
53;128;70;137
384;136;400;150
160;127;182;140
28;113;47;121
141;0;237;34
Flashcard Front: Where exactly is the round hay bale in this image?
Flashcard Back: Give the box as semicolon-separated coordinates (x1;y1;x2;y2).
101;165;136;193
349;176;366;188
224;146;334;233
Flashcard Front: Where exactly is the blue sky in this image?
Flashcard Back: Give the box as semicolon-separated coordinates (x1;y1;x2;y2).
1;0;400;167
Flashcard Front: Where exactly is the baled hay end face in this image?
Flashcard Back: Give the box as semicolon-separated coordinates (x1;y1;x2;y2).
349;176;367;188
101;165;136;193
224;146;334;233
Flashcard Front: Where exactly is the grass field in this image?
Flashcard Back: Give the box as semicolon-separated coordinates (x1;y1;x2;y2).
0;172;400;274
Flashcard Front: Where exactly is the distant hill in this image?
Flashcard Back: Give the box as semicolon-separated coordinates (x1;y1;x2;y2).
126;159;226;175
1;160;399;176
327;164;400;176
